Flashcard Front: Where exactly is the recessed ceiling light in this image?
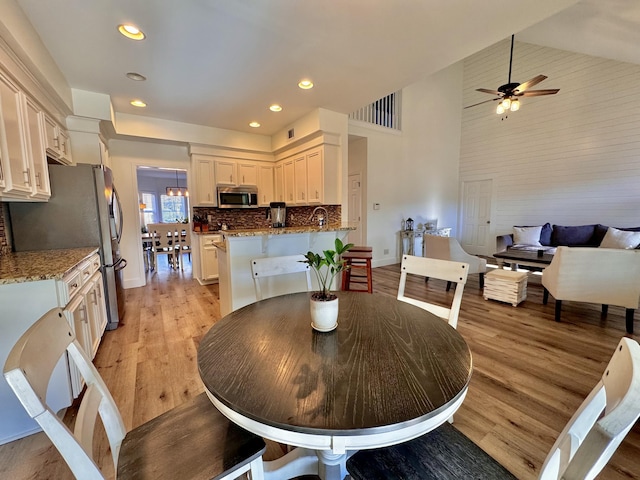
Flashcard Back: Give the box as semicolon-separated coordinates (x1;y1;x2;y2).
118;24;146;40
249;121;261;128
298;79;314;90
130;99;147;108
269;104;283;112
126;72;147;81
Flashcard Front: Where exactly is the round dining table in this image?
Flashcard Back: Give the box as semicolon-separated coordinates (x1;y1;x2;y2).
197;291;472;480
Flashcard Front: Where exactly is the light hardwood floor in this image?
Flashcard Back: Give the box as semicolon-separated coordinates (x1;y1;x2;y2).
1;259;639;479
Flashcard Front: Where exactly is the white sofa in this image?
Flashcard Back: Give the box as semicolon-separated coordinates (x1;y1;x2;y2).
542;246;640;334
424;235;487;289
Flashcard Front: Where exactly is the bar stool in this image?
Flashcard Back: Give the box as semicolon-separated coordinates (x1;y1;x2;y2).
341;246;373;293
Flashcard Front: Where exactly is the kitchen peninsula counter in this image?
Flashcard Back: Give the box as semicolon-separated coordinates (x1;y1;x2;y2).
220;224;354;237
217;224;355;316
0;247;99;285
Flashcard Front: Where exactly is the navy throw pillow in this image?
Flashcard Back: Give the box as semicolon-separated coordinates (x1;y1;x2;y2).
551;224;597;246
592;224;609;246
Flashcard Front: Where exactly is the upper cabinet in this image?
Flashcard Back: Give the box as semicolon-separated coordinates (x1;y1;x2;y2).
237;162;258;186
192;155;217;206
0;72;32;198
293;154;307;204
283;159;295;203
0;72;53;201
274;164;284;202
257;165;274;206
22;96;50;200
306;149;323;204
43;113;72;165
215;160;236;186
190;153;277;206
277;146;332;206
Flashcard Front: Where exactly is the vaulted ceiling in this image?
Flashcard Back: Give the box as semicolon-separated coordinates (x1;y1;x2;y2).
11;0;639;136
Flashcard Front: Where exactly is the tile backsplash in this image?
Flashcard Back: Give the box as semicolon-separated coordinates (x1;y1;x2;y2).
0;205;9;255
193;204;341;231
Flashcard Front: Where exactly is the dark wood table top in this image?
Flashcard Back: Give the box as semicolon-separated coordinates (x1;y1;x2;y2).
494;248;554;265
197;292;472;437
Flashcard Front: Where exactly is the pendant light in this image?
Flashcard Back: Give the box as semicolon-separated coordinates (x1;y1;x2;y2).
166;170;188;197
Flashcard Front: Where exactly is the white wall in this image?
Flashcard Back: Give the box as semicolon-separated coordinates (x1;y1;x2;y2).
460;39;640;249
349;63;464;266
109;139;190;288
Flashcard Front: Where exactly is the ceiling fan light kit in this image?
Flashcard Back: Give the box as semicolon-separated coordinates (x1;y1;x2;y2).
466;34;559;115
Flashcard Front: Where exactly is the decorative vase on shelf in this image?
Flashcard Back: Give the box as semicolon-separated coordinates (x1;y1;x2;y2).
301;238;354;333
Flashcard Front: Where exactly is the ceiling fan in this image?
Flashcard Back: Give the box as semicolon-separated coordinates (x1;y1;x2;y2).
466;34;559;114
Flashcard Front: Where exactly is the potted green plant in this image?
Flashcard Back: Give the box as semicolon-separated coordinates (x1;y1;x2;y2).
302;238;353;331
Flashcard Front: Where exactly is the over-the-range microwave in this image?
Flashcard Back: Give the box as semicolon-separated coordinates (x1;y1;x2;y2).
217;186;259;208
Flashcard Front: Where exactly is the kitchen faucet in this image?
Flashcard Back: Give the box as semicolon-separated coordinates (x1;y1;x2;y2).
309;206;328;227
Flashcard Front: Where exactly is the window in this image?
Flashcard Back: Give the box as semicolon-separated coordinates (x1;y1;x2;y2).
160;195;189;223
140;192;156;226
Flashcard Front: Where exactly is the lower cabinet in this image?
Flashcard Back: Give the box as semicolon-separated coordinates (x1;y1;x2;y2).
0;251;107;444
193;233;223;284
64;269;108;397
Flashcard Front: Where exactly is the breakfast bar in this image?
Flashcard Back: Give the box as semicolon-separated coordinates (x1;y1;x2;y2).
216;225;354;316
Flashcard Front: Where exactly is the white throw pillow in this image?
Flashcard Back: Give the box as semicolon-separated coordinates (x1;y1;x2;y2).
513;226;542;246
600;227;640;249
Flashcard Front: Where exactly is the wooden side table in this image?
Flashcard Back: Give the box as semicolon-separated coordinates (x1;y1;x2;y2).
483;269;527;306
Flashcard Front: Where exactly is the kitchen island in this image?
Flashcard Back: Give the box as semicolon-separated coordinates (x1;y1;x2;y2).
216;225;354;316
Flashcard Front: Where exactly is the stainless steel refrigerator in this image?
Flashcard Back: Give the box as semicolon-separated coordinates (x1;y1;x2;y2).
9;164;127;329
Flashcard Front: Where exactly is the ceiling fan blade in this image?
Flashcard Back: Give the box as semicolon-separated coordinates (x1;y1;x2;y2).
464;97;500;109
514;75;547;93
476;88;502;96
518;89;560;97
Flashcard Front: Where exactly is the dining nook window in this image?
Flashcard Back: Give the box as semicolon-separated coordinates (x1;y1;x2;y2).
160;194;189;223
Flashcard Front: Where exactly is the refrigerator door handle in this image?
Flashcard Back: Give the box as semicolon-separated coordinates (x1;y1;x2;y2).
113;187;124;244
105;257;127;270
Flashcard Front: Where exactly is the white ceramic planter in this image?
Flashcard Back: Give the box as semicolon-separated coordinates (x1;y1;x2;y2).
310;296;339;332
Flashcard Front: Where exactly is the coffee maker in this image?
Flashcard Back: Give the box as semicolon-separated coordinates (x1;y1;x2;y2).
267;202;287;228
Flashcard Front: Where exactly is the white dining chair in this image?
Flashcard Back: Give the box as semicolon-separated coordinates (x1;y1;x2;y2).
347;336;640;480
397;254;469;328
179;224;192;270
148;223;180;270
251;254;312;301
3;307;266;480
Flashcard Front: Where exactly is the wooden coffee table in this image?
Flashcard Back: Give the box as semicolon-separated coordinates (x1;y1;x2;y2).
493;248;554;270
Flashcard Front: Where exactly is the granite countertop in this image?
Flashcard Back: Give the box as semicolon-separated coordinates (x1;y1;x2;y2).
0;247;99;285
221;224;355;237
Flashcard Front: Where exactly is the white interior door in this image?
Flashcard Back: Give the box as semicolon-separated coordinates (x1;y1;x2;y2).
461;179;492;255
347;173;362;246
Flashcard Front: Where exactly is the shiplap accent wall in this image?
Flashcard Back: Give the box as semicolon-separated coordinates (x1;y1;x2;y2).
460;39;640;247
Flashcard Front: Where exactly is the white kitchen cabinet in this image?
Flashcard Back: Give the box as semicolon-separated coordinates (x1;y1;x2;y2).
192;155;217;206
276;146;328;206
62;253;106;398
274;163;284;202
0;72;32;198
198;234;222;284
306;149;323;204
215;160;236;186
64;291;91;396
283;159;295;203
293;154;307;204
43;113;72;165
238;162;258;186
0;249;105;444
257;164;274;206
22;95;50;200
85;272;108;358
